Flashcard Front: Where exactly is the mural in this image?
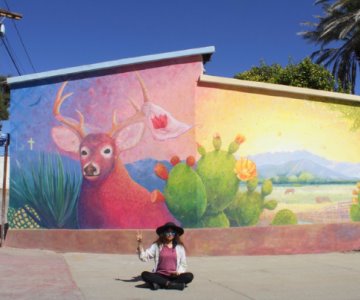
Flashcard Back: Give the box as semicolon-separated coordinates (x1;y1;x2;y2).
195;87;360;226
9;60;201;229
8;60;360;229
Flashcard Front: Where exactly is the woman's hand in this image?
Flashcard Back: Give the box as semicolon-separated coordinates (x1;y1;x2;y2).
136;230;143;243
136;231;143;253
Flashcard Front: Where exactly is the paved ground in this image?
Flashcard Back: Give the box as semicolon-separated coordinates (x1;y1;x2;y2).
1;247;360;300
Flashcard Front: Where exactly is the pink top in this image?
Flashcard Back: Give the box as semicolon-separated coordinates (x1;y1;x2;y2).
156;246;177;276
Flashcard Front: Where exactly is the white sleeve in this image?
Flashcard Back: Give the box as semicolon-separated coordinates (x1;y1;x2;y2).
177;246;187;273
139;243;157;262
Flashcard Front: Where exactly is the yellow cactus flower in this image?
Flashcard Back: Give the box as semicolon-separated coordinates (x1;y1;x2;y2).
353;189;359;195
234;157;257;181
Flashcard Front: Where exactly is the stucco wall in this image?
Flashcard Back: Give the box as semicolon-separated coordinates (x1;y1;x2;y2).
7;55;360;242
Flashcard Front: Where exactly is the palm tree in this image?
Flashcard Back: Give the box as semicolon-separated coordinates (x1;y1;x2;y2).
300;0;360;93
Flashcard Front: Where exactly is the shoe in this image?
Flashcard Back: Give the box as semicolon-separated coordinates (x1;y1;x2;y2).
151;283;160;290
166;282;185;290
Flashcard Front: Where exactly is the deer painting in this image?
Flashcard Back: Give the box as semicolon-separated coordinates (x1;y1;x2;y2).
51;73;191;229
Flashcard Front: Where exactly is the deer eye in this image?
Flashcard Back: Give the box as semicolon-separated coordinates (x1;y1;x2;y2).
101;146;113;158
80;147;90;157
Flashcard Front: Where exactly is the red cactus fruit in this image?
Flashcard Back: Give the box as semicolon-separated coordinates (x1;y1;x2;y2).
235;134;246;145
186;156;196;167
154;163;168;180
151;190;165;203
170;156;180;166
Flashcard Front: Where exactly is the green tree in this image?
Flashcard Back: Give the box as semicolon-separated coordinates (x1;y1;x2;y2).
0;77;10;125
300;0;360;94
298;172;315;183
234;58;339;91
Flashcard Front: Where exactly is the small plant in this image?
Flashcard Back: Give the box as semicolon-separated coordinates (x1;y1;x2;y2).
271;209;298;225
350;182;360;222
10;152;81;228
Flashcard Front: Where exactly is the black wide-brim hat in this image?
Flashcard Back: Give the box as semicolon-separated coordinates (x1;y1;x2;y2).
156;222;184;236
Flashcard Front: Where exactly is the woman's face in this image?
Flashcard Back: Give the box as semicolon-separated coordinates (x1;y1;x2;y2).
164;228;176;241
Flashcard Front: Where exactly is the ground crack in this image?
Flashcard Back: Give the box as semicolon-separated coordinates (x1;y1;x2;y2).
207;278;256;300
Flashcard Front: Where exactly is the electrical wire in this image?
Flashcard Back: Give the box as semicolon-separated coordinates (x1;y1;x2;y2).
1;37;21;75
4;35;24;73
3;0;36;73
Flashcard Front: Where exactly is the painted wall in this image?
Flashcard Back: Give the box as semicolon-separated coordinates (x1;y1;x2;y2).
194;85;360;227
8;58;360;230
9;58;202;229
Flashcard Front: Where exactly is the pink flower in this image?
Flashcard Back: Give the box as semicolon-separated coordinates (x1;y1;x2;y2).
142;102;191;140
151;114;168;129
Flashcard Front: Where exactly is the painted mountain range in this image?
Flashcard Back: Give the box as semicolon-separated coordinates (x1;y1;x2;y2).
248;150;360;181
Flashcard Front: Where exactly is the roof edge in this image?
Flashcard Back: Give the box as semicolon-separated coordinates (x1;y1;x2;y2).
7;46;215;86
199;74;360;104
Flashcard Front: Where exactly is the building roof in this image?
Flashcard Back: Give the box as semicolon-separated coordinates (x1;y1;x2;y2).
7;46;215;87
199;74;360;104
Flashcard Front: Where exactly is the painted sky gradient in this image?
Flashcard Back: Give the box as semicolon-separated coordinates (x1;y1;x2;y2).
195;87;360;163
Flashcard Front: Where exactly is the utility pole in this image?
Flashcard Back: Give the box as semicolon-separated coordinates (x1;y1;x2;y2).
0;8;22;20
0;8;22;36
0;7;22;247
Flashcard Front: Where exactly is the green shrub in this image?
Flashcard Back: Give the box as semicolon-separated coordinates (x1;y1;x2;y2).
10;152;81;228
271;209;298;225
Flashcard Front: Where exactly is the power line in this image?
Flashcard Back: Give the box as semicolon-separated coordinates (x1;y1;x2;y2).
4;35;24;73
3;0;36;73
2;36;22;75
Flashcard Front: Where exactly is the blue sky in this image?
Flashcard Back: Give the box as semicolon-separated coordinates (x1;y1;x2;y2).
1;0;323;78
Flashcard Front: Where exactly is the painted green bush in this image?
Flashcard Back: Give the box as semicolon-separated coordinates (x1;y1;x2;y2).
10;152;81;228
225;178;278;226
350;182;360;221
271;209;298;225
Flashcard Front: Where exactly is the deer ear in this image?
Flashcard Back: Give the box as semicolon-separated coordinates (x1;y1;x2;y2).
114;122;145;152
51;126;81;154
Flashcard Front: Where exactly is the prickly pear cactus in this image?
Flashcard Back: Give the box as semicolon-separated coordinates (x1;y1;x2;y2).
350;182;360;221
154;156;207;227
196;134;244;214
201;211;230;228
153;133;257;228
271;209;297;225
226;178;278;226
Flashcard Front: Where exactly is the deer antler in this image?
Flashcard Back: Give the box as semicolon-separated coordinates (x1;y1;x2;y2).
108;106;144;137
53;82;86;138
135;72;150;103
108;72;150;137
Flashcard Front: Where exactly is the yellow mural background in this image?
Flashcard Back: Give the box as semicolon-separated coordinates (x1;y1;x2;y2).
195;87;360;163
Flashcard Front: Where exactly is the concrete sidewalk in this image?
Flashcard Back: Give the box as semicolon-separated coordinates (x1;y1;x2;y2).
1;247;360;300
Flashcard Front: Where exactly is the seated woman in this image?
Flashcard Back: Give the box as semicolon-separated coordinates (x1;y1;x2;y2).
137;222;194;290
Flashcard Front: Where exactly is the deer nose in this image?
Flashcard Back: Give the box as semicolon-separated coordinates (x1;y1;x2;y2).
84;163;98;176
